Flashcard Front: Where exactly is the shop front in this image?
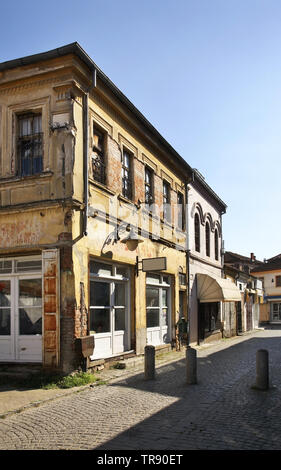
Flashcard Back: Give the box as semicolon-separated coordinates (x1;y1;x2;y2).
196;273;241;343
89;260;132;360
145;273;172;346
0;256;42;363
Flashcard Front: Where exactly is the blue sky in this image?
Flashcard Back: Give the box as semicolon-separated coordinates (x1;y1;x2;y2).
1;0;281;261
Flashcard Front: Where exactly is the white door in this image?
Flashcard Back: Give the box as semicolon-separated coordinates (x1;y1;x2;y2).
146;274;171;346
89;261;130;360
0;275;42;363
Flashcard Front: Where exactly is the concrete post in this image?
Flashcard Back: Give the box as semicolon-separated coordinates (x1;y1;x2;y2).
255;349;269;390
144;345;155;380
186;347;197;384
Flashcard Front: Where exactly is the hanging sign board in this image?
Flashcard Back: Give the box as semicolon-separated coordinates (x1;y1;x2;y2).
142;257;167;272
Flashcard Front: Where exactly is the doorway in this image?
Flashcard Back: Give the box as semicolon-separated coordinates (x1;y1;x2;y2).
0;257;42;363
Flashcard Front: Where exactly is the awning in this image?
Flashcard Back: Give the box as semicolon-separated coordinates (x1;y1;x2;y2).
197;273;242;303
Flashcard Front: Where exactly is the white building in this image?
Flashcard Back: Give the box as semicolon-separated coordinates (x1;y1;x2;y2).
187;170;241;345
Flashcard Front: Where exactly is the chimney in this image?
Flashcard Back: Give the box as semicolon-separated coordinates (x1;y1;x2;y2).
250;253;256;262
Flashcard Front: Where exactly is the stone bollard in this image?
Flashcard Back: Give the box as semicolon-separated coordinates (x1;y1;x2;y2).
186;347;197;384
254;349;269;390
144;345;155;380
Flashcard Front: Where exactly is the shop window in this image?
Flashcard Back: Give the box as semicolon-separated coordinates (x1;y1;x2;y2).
19;279;42;335
92;126;106;185
17;112;43;177
122;149;133;200
0;281;11;335
272;303;281;321
89;261;129;337
146;274;171;337
194;213;200;252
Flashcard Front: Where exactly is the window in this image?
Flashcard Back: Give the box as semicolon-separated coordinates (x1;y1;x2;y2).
89;261;129;336
17;113;43;176
146;274;171;344
179;273;186;286
276;276;281;287
177;192;184;230
205;222;210;257
214;229;219;260
92;127;106;185
163;180;171;222
194;213;200;252
122;149;133;200
145;166;154;205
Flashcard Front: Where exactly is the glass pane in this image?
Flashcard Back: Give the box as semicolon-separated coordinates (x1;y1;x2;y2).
90;308;110;333
162;276;170;285
33;115;42;134
0;261;12;274
147;308;160;328
146;288;159;307
162;289;168;307
162;308;168;326
90;282;110;306
116;266;128;279
90;261;112;277
16;260;42;273
19;308;42;335
0;281;11;307
115;283;125;306
115;308;125;331
19;279;42;307
0;309;10;335
146;273;160;284
179;291;185;316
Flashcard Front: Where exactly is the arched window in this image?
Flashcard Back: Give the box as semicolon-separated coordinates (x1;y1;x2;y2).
215;229;219;260
205;222;210;257
194;213;200;252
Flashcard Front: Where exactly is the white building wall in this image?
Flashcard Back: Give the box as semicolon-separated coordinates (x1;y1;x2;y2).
187;182;225;345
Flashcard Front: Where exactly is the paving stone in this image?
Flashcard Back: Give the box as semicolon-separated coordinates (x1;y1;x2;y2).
1;328;281;449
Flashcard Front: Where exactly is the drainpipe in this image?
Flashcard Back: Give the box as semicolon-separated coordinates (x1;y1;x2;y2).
82;92;89;236
82;68;96;237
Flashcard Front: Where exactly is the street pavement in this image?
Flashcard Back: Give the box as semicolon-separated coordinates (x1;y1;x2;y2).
1;327;281;450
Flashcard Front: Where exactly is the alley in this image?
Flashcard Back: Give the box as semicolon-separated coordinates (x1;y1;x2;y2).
1;327;281;450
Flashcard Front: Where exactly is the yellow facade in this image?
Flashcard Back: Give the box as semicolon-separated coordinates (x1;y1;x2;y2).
0;45;190;371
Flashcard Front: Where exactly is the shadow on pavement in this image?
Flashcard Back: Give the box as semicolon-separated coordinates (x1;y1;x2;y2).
94;329;281;450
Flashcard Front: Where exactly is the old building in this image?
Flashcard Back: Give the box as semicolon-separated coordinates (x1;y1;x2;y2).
187;170;241;345
251;256;281;325
224;251;264;333
0;43;197;372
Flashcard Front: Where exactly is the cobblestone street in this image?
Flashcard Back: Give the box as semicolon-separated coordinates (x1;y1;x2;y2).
1;327;281;450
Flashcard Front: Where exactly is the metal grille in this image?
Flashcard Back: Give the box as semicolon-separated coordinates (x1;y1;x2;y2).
122;150;133;200
92;128;106;185
17;113;43;177
92;154;106;184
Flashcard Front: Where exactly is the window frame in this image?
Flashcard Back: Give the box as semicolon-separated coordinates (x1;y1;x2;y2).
205;221;210;257
121;148;133;200
163;180;171;223
194;213;200;253
16;111;43;177
145;166;154;206
214;228;219;261
177;191;185;230
92;125;107;185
